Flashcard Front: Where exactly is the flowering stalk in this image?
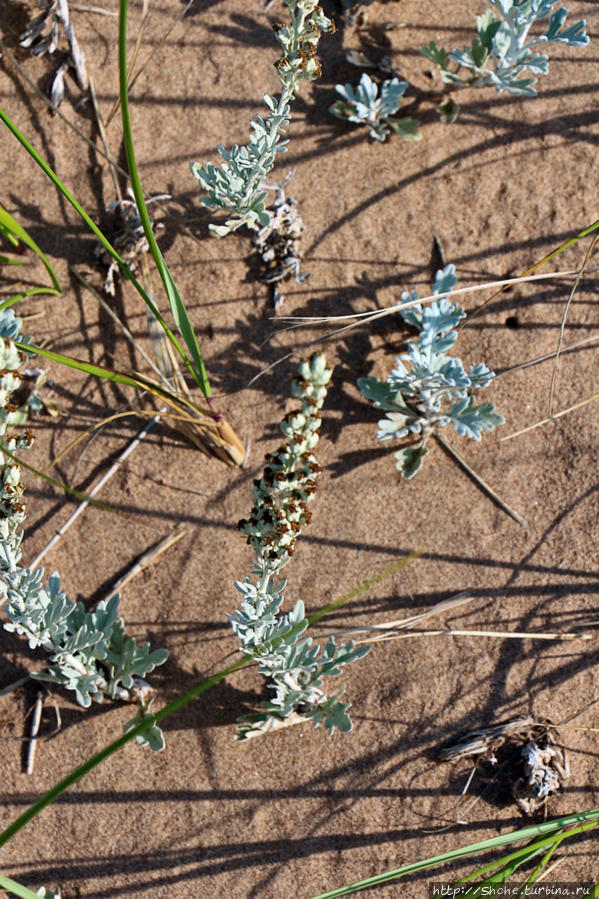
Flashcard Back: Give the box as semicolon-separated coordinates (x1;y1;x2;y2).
190;0;334;236
230;354;370;740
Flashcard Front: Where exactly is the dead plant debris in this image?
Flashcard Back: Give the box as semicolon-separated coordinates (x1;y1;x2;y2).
438;716;569;817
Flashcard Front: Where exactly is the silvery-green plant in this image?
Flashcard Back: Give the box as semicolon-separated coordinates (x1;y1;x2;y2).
329;73;421;142
190;0;334;236
421;0;588;97
230;354;370;739
358;265;504;479
0;307;168;751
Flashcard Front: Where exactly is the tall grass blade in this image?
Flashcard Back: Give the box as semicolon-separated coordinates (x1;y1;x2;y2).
310;810;599;897
0;205;61;293
0;108;202;389
0;874;41;899
14;340;213;417
118;0;210;398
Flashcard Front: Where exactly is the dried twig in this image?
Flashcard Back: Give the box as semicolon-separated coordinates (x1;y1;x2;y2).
434;432;526;526
97;525;187;604
25;691;44;775
29;413;161;569
437;717;570;817
0;677;31;698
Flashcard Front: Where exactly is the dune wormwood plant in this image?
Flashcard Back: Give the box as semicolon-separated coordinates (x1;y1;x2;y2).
190;0;334;236
329;73;421;142
0;308;169;751
358;265;504;479
231;354;369;739
421;0;589;96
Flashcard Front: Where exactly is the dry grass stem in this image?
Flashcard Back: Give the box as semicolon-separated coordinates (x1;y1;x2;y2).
497;333;599;378
324;590;476;639
277;270;577;327
30;413;161;569
501;390;599;442
71;4;118;15
352;628;590;646
25;692;43;775
548;234;599;417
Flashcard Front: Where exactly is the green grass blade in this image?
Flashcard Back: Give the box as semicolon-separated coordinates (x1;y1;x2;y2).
458;821;599;885
14;341;212;416
459;845;547;895
0;289;63;311
0;206;61;293
118;0;211;398
0;873;41;899
0;554;419;849
0;107;205;392
523;836;563;888
531;217;599;271
0;255;28;267
0;655;251;851
0;442;118;513
307;553;421;626
310;810;599;898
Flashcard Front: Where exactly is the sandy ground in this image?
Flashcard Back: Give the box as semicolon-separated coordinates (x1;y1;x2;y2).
1;0;599;896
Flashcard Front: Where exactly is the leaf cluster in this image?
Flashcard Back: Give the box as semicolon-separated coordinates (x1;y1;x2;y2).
0;308;168;749
230;581;369;739
358;265;504;478
329;73;421;142
4;584;168;710
421;0;589;96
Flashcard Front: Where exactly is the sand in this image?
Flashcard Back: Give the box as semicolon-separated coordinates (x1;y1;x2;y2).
1;0;598;896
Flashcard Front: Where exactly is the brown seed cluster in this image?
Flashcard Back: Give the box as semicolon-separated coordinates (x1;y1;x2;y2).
237;353;331;574
238;441;323;567
273;6;334;83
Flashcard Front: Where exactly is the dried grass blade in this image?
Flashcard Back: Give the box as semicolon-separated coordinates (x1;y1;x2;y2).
501;390;599;442
324;590;475;639
548;234;599;417
353;628;590;646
